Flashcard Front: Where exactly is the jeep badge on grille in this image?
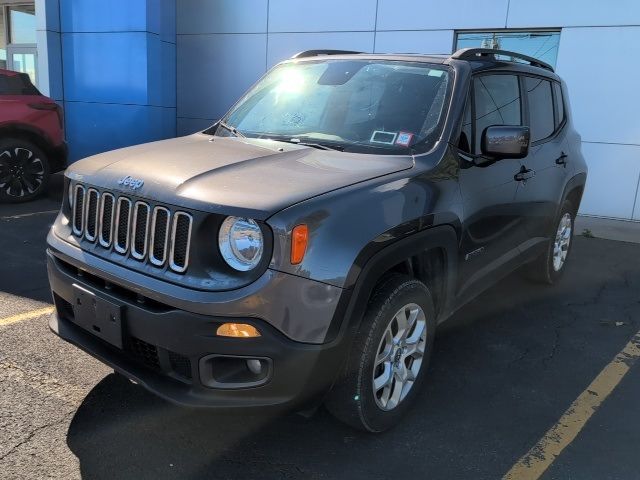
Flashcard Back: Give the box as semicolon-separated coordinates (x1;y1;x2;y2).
117;176;144;190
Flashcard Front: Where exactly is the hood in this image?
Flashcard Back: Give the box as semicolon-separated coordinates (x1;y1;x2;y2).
66;133;414;219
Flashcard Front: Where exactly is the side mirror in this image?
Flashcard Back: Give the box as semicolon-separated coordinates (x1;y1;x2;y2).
481;125;530;160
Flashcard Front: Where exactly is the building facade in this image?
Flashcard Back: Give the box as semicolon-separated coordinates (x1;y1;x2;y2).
12;0;640;221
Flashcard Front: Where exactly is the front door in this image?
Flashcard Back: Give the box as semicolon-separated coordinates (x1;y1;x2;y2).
457;73;528;296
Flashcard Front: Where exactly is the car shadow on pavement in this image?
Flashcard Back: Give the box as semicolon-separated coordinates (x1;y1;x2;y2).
65;237;640;480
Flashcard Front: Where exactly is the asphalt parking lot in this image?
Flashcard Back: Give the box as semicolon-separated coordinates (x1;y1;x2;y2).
1;178;639;480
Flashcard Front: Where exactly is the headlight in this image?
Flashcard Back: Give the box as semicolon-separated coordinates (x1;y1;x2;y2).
218;217;264;271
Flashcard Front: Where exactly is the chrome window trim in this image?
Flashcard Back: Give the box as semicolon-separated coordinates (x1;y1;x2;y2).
114;197;132;254
84;188;100;242
72;184;86;236
98;192;115;248
149;206;170;266
169;212;193;273
131;201;150;260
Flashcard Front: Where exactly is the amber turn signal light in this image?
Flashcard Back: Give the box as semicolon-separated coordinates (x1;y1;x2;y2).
216;323;261;338
290;224;308;265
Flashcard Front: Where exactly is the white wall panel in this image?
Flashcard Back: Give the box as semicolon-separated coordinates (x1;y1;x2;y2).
267;32;375;67
507;0;640;28
177;0;268;34
556;27;640;145
177;34;267;119
374;30;454;54
376;0;509;31
177;117;215;136
579;143;640;219
268;0;377;32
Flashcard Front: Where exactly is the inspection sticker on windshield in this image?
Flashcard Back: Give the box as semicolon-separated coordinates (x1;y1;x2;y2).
395;132;414;147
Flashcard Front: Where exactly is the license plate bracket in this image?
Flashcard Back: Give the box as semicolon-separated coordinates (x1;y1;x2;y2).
72;284;123;349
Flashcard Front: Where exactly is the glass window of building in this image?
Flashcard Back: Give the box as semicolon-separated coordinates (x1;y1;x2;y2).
0;8;6;69
9;5;36;44
456;31;561;68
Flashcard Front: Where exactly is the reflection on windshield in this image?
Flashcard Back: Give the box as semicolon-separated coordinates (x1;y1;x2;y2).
223;59;451;154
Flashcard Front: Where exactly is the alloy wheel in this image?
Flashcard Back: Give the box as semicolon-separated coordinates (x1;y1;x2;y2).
552;212;572;271
0;147;45;199
372;302;427;411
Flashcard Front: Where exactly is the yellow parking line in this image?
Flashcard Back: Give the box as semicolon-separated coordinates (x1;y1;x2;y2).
0;307;55;327
503;329;640;480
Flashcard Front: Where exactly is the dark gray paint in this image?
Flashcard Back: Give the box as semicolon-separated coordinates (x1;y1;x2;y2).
49;52;587;349
47;231;342;344
66;134;413;220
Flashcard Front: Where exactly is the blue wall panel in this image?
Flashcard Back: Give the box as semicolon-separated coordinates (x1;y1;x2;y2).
62;32;151;105
64;102;176;160
60;0;150;33
147;36;177;107
46;0;178;161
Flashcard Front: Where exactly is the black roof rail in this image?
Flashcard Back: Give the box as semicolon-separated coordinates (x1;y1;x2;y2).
450;48;554;72
291;49;363;59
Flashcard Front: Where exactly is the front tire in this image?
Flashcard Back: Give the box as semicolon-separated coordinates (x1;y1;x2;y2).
525;200;575;284
325;274;436;432
0;138;50;203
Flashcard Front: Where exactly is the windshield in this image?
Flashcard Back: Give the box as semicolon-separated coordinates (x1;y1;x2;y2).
220;59;451;154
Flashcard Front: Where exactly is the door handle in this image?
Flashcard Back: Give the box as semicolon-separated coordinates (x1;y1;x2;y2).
514;166;536;182
555;152;568;166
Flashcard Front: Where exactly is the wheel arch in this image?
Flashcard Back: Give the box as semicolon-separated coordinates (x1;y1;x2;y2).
326;224;459;345
0;123;63;170
560;172;587;216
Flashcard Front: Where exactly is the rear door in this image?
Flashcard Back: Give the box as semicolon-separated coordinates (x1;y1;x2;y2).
457;73;528;295
515;75;571;256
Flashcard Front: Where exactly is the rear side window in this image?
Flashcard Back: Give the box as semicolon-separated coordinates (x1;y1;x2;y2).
553;82;565;128
524;77;554;142
0;73;40;95
473;75;521;153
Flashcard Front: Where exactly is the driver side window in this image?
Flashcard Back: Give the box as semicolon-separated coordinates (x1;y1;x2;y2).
472;75;522;154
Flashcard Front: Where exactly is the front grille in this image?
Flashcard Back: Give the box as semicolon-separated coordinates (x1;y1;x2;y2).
127;337;161;370
114;197;132;254
150;207;170;266
168;351;192;380
72;185;85;235
99;193;115;247
131;202;150;260
170;212;192;273
71;183;193;273
84;189;99;241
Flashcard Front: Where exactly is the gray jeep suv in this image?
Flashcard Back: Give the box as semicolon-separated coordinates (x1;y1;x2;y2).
47;48;587;432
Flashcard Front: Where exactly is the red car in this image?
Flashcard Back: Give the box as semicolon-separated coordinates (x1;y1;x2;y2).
0;69;67;202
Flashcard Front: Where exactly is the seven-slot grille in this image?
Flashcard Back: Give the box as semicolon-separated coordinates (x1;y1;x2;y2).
71;184;193;273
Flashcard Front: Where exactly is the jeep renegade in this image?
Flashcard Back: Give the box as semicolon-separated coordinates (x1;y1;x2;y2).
47;48;587;432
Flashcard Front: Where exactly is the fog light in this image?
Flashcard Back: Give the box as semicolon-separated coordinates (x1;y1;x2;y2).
246;359;262;375
216;323;261;338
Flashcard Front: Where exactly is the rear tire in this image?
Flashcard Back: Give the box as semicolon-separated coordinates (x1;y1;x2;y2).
0;138;50;203
525;200;575;284
325;274;436;432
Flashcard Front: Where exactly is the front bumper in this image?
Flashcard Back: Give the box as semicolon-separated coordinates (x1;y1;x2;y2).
47;249;347;409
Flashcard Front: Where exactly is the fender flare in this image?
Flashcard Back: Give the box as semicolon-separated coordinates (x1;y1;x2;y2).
325;223;459;344
559;172;587;214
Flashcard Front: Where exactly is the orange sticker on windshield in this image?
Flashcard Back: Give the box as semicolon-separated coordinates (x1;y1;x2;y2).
396;132;413;146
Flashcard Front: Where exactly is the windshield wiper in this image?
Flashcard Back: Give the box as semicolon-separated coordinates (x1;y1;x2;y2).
217;120;246;138
279;139;344;152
